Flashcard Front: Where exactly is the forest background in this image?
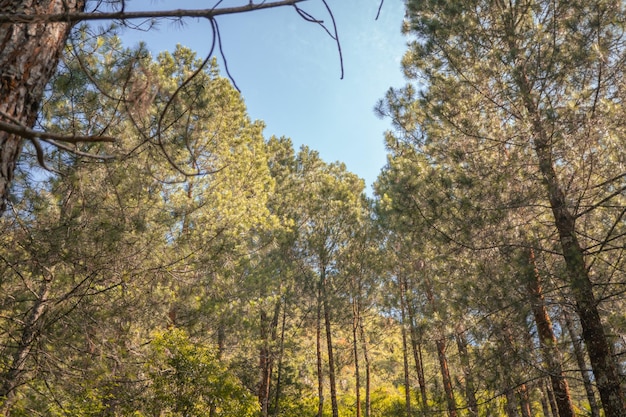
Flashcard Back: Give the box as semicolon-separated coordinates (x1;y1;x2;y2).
0;1;624;417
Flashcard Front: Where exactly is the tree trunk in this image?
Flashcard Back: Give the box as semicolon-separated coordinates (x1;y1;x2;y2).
358;309;371;417
455;328;477;417
316;283;324;417
0;0;84;213
545;379;559;417
399;278;412;417
515;66;625;417
423;275;457;417
352;297;361;417
524;249;575;417
562;311;601;417
322;269;339;417
259;301;281;417
540;386;553;417
0;276;51;415
272;300;288;417
518;383;533;417
504;388;520;417
404;275;428;412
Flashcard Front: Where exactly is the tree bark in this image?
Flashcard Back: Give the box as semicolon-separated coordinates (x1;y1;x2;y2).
524;249;575;417
321;268;339;417
399;278;412;417
518;383;533;417
0;0;84;213
562;311;601;417
455;328;477;417
352;297;362;417
423;274;457;417
358;309;371;417
316;283;324;417
515;64;625;417
404;274;428;412
0;276;51;415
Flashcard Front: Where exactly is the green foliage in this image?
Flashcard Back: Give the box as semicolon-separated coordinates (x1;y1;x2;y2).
139;328;258;417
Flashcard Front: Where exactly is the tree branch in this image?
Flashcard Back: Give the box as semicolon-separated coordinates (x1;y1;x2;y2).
0;1;308;24
0;119;115;144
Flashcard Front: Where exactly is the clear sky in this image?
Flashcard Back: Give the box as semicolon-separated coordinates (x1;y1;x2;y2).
117;1;408;192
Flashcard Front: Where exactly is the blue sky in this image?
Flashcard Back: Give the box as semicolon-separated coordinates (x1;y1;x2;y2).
118;1;408;192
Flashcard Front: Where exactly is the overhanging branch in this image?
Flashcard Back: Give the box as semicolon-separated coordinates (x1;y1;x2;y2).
0;1;309;24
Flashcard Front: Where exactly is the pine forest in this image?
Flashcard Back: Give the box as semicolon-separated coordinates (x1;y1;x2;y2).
0;1;625;416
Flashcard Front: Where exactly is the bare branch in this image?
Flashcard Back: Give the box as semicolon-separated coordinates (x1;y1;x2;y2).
0;120;116;144
0;1;308;24
40;139;115;160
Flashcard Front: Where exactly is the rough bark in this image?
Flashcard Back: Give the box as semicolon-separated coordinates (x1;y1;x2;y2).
455;328;478;417
321;268;339;417
423;275;457;417
404;275;428;412
259;301;280;417
351;297;362;417
272;301;287;417
562;311;601;417
358;310;371;417
525;249;575;417
518;383;533;417
0;0;84;213
399;278;412;417
316;283;324;417
513;60;625;417
0;276;51;415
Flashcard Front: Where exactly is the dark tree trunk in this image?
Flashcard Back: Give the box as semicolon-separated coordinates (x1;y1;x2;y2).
515;68;625;417
524;249;575;417
423;275;457;417
358;310;371;417
316;283;324;417
562;311;601;417
455;328;477;417
322;276;339;417
0;276;51;415
352;297;362;417
259;301;281;417
404;274;428;412
505;388;521;417
272;300;288;417
0;0;84;213
399;278;412;417
546;379;559;417
518;383;533;417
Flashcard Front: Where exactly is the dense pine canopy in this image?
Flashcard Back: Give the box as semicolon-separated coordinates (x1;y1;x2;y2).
0;1;624;416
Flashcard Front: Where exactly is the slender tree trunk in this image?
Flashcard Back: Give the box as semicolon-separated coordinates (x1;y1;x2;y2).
561;312;600;417
404;275;428;412
545;379;559;417
435;338;457;417
316;283;324;417
358;311;371;417
455;328;477;417
322;269;339;417
352;297;362;417
540;386;553;417
272;299;288;417
0;276;51;415
0;1;84;213
514;65;625;417
524;249;575;417
423;275;457;417
399;278;412;417
505;388;521;417
518;383;533;417
259;301;281;417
